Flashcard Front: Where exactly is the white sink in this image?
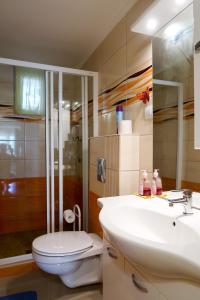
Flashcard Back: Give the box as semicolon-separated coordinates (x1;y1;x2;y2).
98;195;200;282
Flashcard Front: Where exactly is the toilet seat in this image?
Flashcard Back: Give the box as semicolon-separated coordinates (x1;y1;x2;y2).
32;231;93;257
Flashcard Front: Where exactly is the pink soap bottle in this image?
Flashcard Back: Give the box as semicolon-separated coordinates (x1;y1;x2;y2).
139;170;151;196
151;169;157;195
154;169;163;195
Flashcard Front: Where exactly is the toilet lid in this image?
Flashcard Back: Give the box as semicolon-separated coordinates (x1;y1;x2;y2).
32;231;93;256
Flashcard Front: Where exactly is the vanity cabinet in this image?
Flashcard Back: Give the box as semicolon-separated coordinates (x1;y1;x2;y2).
103;238;125;300
124;259;160;300
103;237;200;300
103;238;161;300
149;279;200;300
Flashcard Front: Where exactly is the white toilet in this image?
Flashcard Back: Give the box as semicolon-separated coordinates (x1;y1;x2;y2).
32;231;103;288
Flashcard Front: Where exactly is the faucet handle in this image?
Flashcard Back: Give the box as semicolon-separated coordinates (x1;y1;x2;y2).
182;189;193;215
183;189;193;198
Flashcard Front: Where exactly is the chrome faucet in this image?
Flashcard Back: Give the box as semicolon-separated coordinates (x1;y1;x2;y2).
168;189;193;215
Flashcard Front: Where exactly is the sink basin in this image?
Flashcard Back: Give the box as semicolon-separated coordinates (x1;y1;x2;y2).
98;195;200;282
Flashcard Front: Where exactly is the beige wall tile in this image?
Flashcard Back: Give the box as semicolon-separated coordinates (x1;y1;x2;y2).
89;136;105;166
89;164;105;197
119;135;139;170
0;119;25;141
153;124;163;143
181;161;187;182
126;33;152;76
140;135;153;172
183;75;194;102
183;140;200;162
101;46;126;89
160;119;178;142
183;119;191;141
159;159;177;179
154;140;177;164
105;169;119;196
25;122;45;141
84;48;100;72
161;141;177;161
100;18;126;66
99;111;116;136
0;141;24;160
0;160;25;178
0;82;14;106
119;170;139;194
0;65;14;106
125;102;153;135
104;135;119;170
25;141;45;160
25;160;45;177
182;161;200;183
189;118;194;141
153;141;161;162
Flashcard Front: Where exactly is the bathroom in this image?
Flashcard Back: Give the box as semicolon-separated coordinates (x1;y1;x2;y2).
0;0;199;299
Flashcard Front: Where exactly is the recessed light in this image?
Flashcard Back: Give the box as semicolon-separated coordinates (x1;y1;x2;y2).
175;0;186;5
164;23;183;39
146;19;158;32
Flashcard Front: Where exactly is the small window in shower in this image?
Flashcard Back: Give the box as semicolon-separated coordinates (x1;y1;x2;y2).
15;67;45;116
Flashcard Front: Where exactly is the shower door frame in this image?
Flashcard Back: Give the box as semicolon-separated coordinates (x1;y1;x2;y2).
0;57;99;265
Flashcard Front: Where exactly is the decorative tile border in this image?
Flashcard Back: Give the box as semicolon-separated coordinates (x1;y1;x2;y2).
154;100;194;123
73;65;152;122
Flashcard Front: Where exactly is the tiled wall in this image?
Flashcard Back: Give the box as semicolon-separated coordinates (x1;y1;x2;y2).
89;135;140;198
83;0;154;200
0;119;45;179
0;119;46;234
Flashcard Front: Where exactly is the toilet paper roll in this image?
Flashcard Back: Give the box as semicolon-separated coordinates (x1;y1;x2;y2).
63;209;75;223
118;120;132;135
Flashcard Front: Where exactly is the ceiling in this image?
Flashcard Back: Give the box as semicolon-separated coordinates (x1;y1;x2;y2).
0;0;138;68
130;0;193;36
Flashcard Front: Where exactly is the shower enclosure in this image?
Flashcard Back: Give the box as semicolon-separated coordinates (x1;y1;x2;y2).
0;57;98;264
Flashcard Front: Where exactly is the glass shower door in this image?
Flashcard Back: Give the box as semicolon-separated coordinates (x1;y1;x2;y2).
0;63;47;259
47;72;89;233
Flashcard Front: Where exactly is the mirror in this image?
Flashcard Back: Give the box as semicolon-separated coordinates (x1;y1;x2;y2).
153;3;200;192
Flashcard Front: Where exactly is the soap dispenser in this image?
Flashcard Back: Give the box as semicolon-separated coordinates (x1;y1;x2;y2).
151;170;157;195
154;169;163;195
139;170;151;196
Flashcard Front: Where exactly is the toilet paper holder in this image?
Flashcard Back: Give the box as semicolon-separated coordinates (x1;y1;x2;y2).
63;204;81;231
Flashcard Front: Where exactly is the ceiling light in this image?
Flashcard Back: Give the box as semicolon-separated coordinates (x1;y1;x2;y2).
164;23;183;40
146;19;158;32
130;0;192;36
175;0;186;5
72;101;81;111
